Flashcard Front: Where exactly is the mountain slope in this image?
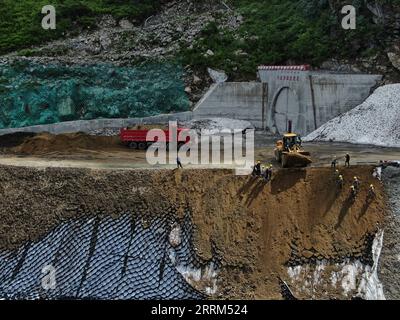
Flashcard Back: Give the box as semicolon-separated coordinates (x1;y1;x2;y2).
1;0;400;101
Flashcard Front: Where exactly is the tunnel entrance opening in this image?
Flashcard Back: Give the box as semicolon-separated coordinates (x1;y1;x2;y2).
273;87;305;135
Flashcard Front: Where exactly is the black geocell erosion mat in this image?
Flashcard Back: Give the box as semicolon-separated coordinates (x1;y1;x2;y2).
0;208;217;299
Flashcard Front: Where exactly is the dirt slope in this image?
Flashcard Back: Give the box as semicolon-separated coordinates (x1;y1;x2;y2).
0;165;386;299
0;132;36;148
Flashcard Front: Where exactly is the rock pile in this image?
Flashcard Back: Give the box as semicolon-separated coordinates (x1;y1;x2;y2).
305;84;400;148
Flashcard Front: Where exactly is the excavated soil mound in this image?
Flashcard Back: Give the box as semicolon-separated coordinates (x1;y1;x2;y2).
0;165;386;299
10;132;121;155
0;132;36;149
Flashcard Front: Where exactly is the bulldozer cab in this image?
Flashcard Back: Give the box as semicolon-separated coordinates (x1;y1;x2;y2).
283;133;302;152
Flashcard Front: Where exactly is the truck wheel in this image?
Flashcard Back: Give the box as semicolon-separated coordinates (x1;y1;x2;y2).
138;142;147;150
129;142;138;149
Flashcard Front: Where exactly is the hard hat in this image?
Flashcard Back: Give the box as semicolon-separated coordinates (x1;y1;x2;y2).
354;176;357;180
339;175;343;179
351;186;355;190
257;161;261;164
370;184;374;188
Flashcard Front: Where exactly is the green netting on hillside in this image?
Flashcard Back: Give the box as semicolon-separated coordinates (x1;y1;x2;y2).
0;61;190;129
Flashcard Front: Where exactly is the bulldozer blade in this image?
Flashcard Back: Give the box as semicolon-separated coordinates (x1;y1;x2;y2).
282;152;312;168
299;151;311;156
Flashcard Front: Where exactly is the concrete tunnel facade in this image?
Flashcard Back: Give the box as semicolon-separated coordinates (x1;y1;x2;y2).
193;65;382;136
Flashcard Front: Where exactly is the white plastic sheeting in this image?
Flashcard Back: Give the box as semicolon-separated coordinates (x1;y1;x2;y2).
287;230;385;300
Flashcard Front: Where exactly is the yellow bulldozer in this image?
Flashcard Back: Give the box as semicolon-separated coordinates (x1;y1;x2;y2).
274;128;312;168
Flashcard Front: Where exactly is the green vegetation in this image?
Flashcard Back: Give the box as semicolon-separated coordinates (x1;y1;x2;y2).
181;0;388;79
0;0;394;80
0;0;163;54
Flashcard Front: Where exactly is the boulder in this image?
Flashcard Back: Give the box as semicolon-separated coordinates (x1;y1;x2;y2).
193;75;202;84
119;19;133;29
184;86;192;93
205;49;215;57
387;47;400;71
207;67;228;83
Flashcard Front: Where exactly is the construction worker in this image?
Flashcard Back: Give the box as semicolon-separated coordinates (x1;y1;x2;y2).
350;185;357;199
353;176;361;191
255;161;262;176
177;156;183;169
345;153;351;168
368;184;376;200
337;174;344;189
266;164;273;182
263;165;268;181
331;156;338;170
261;166;267;180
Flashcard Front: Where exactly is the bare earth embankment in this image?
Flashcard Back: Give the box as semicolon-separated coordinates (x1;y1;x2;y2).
0;165;386;299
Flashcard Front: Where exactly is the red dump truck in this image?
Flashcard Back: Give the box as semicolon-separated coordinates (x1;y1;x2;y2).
120;126;191;150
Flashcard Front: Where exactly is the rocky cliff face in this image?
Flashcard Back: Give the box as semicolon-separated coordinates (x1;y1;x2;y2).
5;2;240;65
320;0;400;81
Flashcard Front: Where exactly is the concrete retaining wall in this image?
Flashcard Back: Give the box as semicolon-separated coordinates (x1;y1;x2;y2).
193;82;266;128
0;112;193;136
311;74;381;128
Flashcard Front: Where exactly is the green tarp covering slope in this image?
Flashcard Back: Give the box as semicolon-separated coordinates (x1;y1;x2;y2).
0;61;190;129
